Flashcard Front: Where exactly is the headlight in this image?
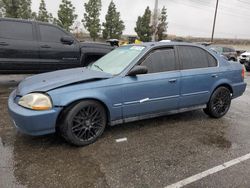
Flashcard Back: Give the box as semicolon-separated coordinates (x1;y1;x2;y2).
18;93;52;110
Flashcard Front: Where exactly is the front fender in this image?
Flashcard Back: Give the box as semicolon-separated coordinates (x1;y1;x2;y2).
48;87;123;122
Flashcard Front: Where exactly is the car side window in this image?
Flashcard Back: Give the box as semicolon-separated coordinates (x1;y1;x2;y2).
141;48;176;74
0;21;33;41
39;24;68;43
207;53;217;67
178;46;216;69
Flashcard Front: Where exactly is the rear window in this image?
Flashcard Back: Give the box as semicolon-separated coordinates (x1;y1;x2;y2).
210;46;222;53
0;21;33;40
178;46;217;69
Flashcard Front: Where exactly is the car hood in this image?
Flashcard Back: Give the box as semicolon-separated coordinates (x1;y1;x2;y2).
241;52;250;56
16;68;112;96
79;42;113;49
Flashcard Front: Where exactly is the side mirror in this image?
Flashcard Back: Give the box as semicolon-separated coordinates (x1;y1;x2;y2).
128;65;148;76
60;36;74;45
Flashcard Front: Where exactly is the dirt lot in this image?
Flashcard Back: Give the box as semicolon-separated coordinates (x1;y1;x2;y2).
0;72;250;188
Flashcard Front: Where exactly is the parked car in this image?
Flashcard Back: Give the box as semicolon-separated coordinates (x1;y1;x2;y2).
236;49;246;57
0;18;113;74
239;52;250;71
208;46;238;61
8;42;246;146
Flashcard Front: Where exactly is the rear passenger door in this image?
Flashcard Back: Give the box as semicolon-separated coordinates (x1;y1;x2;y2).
37;23;80;71
0;20;39;72
177;46;218;108
122;47;180;118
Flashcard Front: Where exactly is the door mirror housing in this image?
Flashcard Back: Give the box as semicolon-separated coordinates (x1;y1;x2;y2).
128;65;148;76
60;36;74;45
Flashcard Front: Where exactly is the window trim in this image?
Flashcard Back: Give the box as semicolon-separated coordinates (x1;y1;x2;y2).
176;45;218;71
37;23;73;44
0;20;35;41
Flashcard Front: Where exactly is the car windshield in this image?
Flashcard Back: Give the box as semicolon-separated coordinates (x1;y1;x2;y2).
87;45;145;75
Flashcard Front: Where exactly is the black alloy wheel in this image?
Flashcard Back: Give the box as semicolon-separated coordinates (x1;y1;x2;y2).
203;87;231;118
60;100;107;146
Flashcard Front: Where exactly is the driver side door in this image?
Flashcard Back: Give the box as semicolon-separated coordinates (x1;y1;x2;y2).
122;47;180;119
37;23;80;71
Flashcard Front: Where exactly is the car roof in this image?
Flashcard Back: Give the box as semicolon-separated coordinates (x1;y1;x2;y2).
0;17;53;25
126;42;205;49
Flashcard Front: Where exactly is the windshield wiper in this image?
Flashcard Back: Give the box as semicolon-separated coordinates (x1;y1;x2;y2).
94;64;104;72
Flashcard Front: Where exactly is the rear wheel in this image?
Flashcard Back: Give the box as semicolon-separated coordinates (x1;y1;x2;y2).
229;57;236;62
60;100;107;146
203;87;231;118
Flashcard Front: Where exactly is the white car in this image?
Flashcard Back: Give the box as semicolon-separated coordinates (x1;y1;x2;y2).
160;40;171;42
239;52;250;71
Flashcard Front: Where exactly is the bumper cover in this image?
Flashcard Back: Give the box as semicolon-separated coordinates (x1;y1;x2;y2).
232;82;247;99
8;90;62;136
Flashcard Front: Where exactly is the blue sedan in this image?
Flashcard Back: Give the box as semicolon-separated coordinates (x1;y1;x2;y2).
8;42;247;146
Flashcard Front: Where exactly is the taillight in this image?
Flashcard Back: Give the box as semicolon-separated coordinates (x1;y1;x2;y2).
242;66;245;80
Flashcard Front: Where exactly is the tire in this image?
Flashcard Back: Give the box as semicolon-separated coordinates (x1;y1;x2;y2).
59;100;107;146
203;87;231;118
203;107;210;115
245;66;250;72
229;58;236;62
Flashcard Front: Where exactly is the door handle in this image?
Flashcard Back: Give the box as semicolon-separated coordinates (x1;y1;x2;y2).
0;42;9;46
41;45;51;48
168;79;177;83
211;74;218;78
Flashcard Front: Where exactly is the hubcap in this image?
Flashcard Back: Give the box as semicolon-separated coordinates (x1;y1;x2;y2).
71;105;103;141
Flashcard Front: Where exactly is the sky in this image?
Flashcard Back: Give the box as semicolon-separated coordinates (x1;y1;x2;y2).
31;0;250;39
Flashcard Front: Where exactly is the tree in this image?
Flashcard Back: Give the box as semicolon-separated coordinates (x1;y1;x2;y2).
31;12;37;20
17;0;32;19
134;6;153;42
37;0;53;22
0;0;36;19
1;0;20;18
157;6;168;41
83;0;102;41
57;0;77;31
102;1;125;39
0;0;5;17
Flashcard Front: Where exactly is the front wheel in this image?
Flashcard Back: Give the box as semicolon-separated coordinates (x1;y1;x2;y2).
203;87;231;118
59;100;107;146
